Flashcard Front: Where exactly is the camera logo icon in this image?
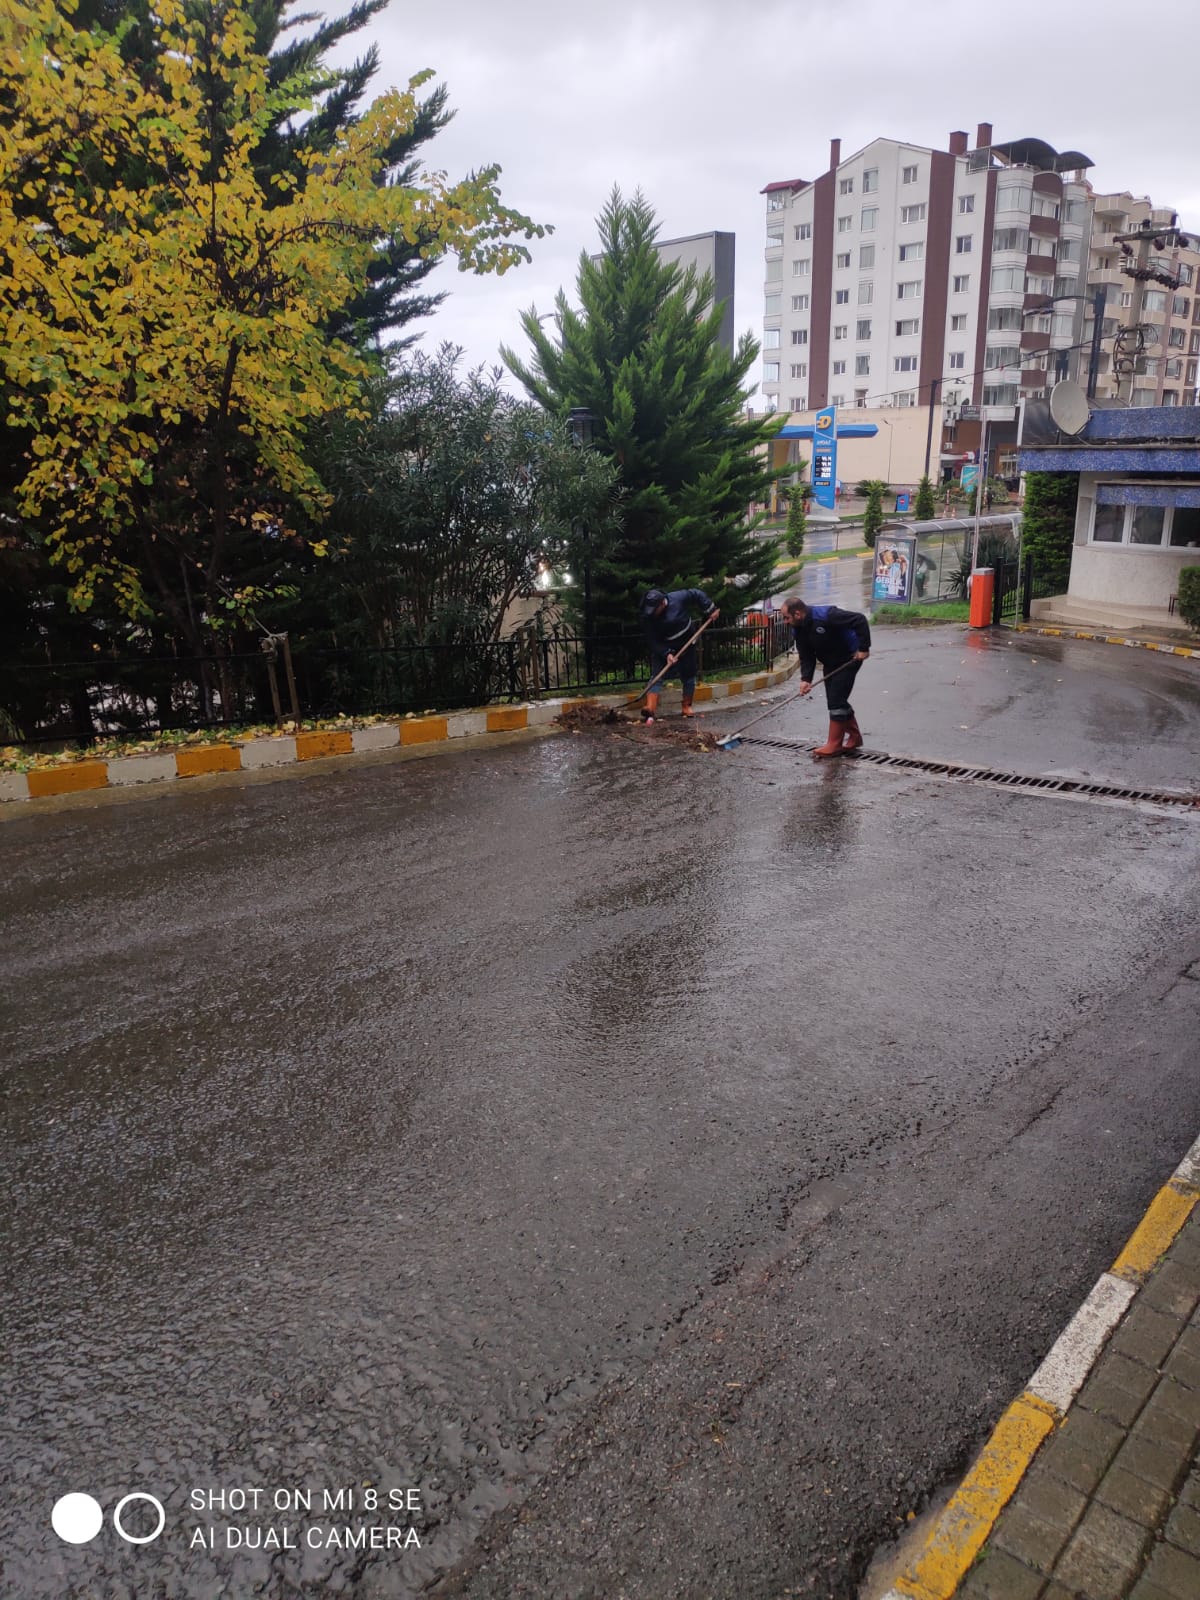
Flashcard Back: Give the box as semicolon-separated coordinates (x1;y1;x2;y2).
52;1492;165;1545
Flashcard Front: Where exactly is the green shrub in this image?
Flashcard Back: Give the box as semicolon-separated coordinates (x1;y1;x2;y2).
914;475;936;520
1178;567;1200;631
785;493;807;558
862;482;884;549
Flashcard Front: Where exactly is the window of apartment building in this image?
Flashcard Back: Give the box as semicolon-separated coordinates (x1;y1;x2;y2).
955;234;973;254
996;183;1031;212
1179;264;1194;286
951;313;968;331
793;258;811;276
794;222;812;241
856;318;873;339
835;288;850;305
1132;388;1157;405
1054;275;1079;298
1188;359;1199;383
1050;313;1073;339
991;266;1024;293
895;391;917;407
1169;327;1186;348
1191;332;1200;355
1166;358;1183;378
948;352;966;369
895;318;920;336
792;293;809;311
855;354;870;375
764;328;781;348
767;226;783;250
899;241;924;261
858;281;874;305
836;252;851;268
1174;295;1190;317
790;395;807;411
953;274;970;293
900;203;926;223
1141;357;1161;377
863;169;878;193
763;362;780;383
1055;238;1080;263
791;329;808;345
856;390;869;407
897;280;922;299
833;360;847;375
765;294;781;316
959;194;975;214
1143;291;1168;313
902;164;919;184
839;177;854;194
790;363;807;378
861;207;879;230
855;246;875;274
834;324;848;340
985;345;1020;368
838;214;853;233
1030;195;1060;219
993;227;1029;253
831;394;846;405
1120;291;1133;308
767;193;787;212
1163;391;1180;406
982;384;1019;405
1026;273;1054;296
894;355;918;372
1063;199;1086;224
766;259;782;282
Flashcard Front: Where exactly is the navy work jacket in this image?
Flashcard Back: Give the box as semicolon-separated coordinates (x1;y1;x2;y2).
640;588;716;650
791;604;871;682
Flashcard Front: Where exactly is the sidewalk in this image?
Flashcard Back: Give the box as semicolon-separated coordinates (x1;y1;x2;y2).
885;1135;1200;1600
1011;622;1200;660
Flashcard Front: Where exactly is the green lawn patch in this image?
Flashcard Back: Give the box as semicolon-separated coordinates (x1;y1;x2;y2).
872;601;970;624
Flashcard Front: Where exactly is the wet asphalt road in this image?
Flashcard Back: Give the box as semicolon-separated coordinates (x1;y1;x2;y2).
2;628;1199;1600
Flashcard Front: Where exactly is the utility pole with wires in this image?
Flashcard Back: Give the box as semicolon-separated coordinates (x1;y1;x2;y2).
1111;217;1194;403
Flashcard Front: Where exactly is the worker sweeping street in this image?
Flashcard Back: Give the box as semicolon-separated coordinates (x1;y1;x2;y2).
782;596;871;758
638;587;720;722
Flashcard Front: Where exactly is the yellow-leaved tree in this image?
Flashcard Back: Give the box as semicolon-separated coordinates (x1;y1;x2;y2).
0;0;545;636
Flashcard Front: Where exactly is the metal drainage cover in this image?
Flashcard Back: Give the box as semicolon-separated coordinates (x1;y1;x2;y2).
737;736;1200;812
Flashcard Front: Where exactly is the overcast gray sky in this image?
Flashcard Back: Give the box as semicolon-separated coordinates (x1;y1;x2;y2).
343;0;1200;385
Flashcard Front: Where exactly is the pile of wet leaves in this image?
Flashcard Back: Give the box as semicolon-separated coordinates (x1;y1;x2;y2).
556;701;720;752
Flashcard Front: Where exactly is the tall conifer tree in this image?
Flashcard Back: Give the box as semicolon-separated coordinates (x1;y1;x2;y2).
504;189;782;632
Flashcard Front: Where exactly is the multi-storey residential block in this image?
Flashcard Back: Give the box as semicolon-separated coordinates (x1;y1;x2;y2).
1080;194;1200;407
763;126;1095;478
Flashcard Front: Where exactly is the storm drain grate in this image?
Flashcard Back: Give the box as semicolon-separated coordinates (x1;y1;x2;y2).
737;736;1200;812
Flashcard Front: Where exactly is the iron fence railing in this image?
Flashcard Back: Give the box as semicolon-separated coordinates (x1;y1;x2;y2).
0;620;795;747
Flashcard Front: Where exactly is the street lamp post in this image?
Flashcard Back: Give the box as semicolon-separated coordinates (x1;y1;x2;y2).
1020;288;1107;398
567;407;597;682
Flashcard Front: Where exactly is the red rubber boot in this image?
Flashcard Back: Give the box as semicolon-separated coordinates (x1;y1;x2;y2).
842;714;863;753
812;719;845;759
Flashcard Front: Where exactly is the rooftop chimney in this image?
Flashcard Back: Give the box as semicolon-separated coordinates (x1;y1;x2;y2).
949;130;969;156
829;137;841;172
975;122;993;150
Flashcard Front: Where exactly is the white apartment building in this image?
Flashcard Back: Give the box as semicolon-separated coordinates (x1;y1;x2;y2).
1080;193;1200;406
762;127;1093;437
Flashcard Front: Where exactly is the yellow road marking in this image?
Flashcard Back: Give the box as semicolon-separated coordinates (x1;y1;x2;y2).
896;1397;1057;1600
1111;1181;1199;1282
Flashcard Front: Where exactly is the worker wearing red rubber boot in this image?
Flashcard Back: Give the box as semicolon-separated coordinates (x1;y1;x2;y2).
782;596;871;758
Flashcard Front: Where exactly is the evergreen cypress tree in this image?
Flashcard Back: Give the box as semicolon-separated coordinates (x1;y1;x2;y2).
914;474;936;521
785;492;807;559
862;481;884;548
503;189;782;632
1021;472;1078;591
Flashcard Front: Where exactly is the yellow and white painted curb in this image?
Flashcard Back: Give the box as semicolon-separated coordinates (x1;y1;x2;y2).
0;659;799;807
1011;623;1199;661
881;1133;1200;1600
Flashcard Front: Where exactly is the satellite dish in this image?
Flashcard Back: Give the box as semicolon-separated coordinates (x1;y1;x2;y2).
1049;380;1090;436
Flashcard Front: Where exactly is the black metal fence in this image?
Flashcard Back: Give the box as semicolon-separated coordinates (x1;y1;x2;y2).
0;619;794;747
993;556;1063;624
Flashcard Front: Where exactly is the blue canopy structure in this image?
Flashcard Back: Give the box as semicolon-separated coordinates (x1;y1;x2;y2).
776;423;879;440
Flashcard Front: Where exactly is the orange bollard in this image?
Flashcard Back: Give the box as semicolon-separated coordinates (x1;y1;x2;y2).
968;567;995;628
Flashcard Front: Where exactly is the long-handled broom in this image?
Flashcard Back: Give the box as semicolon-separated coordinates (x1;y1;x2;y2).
717;656;862;750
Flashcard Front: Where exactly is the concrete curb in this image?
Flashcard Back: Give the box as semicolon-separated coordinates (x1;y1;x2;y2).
0;659;799;806
1011;623;1200;661
881;1133;1200;1600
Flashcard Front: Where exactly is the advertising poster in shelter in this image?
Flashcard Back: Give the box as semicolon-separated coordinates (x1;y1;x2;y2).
872;534;917;604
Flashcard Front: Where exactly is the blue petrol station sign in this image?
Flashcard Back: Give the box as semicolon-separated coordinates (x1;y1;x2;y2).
811;406;837;510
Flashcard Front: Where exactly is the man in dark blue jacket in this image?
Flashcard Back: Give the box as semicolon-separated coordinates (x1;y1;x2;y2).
639;587;719;722
782;596;871;758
